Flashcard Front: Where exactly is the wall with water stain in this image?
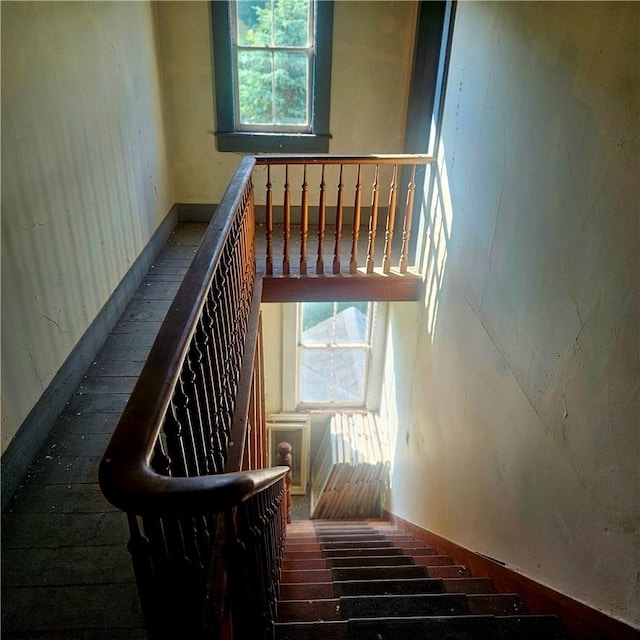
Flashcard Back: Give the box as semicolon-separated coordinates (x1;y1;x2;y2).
384;1;639;627
1;2;173;453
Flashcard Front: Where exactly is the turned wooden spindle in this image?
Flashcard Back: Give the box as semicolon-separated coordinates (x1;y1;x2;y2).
316;165;326;274
350;164;363;274
265;165;273;275
365;164;380;274
382;164;399;274
333;164;344;274
399;164;417;273
283;165;291;275
300;165;309;275
276;441;293;524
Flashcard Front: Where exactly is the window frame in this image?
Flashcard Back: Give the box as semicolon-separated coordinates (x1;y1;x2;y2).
282;301;388;412
210;0;333;153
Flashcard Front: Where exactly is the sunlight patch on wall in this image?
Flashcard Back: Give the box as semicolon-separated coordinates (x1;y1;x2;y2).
415;143;454;341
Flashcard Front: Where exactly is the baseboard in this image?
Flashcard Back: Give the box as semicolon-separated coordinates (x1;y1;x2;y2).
385;511;639;640
1;207;178;511
176;203;217;223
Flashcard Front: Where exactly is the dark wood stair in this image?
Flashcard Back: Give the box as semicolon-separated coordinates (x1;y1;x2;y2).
275;520;567;640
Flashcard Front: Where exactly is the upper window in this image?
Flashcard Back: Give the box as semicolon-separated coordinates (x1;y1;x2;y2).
211;0;333;153
283;302;388;411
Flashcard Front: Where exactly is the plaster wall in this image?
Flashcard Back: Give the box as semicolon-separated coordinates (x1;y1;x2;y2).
154;0;417;205
384;1;639;626
1;1;173;453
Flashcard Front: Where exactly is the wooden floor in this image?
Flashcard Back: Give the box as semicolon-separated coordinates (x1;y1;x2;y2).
1;223;208;640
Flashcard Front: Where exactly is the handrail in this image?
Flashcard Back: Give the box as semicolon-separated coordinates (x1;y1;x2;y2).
99;155;287;639
100;157;278;514
255;153;434;165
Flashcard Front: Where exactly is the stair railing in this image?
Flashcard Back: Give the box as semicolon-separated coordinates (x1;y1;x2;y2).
99;156;287;640
252;154;435;276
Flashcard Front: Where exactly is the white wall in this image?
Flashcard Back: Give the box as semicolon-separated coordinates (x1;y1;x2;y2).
385;1;639;627
1;2;174;453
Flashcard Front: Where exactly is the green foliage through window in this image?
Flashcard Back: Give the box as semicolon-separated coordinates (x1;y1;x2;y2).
233;0;312;128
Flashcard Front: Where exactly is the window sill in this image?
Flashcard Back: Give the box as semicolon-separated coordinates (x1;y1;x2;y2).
215;131;331;154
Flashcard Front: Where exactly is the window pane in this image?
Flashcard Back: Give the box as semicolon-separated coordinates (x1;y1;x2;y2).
274;0;311;47
237;50;273;124
274;52;308;126
235;0;271;47
300;348;367;404
301;302;369;345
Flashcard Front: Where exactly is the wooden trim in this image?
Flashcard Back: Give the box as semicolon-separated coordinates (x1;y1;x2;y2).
260;273;422;303
385;511;640;640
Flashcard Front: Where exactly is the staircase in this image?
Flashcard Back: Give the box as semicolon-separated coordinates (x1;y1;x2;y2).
275;520;567;640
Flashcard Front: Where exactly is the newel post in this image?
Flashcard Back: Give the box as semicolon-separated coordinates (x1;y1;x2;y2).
276;442;292;524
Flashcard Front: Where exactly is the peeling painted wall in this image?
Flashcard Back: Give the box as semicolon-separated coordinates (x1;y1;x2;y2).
154;0;417;204
1;2;173;453
384;1;640;627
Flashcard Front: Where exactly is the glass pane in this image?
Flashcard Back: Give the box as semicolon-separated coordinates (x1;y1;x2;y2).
301;302;334;344
237;50;273;125
274;52;308;126
301;302;369;345
235;0;272;47
274;0;310;47
300;348;367;404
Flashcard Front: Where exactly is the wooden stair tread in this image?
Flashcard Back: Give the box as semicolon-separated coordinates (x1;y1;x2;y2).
276;519;567;640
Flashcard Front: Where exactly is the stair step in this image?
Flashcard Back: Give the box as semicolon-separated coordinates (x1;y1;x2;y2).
329;555;414;568
348;615;501;640
334;578;442;596
277;598;341;622
408;554;453;566
468;594;527;616
282;569;332;583
498;615;566;639
442;577;495;594
340;593;471;618
274;620;348;640
283;558;328;571
320;540;394;550
426;565;471;578
279;582;334;600
323;546;436;558
332;565;427;582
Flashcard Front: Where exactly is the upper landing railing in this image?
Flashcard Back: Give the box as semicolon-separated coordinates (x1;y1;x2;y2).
253;154;434;277
99;154;433;639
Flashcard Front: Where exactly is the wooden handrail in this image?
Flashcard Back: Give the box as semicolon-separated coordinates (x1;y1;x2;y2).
255;153;434;165
99;156;287;639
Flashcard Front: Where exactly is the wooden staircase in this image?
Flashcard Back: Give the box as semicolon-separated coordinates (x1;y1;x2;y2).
275;520;567;640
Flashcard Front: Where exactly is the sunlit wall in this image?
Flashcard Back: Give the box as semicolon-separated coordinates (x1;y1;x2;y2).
384;1;639;627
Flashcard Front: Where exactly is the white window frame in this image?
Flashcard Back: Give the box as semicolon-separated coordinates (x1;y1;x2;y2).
282;302;388;412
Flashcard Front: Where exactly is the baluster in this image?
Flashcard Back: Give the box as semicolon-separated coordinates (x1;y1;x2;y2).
399;164;417;273
283;165;291;275
316;165;326;274
299;165;309;274
265;166;273;275
366;164;381;274
382;164;399;274
333;164;344;274
163;400;189;477
350;164;363;274
276;442;293;524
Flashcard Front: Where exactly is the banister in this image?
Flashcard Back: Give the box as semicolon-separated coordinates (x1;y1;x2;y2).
254;153;435;165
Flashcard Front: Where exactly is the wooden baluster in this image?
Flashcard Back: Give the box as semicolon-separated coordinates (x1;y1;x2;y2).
350;164;363;274
265;166;273;275
382;164;399;274
299;165;309;274
399;164;417;273
333;164;344;274
283;165;291;275
366;164;380;274
316;165;326;274
276;441;293;524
